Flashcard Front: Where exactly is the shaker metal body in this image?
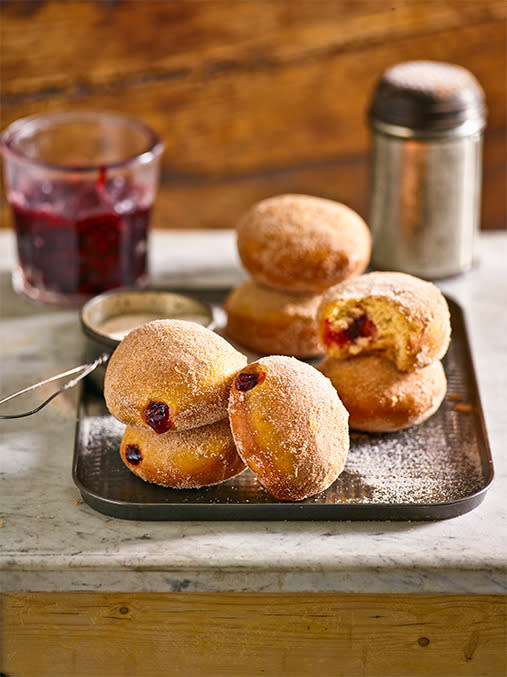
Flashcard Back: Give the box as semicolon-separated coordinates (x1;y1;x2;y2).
369;61;486;279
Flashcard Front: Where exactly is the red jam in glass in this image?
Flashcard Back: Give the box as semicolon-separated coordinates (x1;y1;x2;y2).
11;174;150;297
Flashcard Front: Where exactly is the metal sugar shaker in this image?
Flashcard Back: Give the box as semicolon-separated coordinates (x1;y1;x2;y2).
369;61;487;279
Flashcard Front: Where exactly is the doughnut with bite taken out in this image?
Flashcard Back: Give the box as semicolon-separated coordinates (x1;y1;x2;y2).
317;272;451;371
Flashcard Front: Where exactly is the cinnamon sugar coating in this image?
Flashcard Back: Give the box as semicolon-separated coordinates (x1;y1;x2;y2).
104;319;247;431
228;355;349;501
318;271;451;371
236;194;371;293
120;419;246;488
319;355;447;432
224;279;323;357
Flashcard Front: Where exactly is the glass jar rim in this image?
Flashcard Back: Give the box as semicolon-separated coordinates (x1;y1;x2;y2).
0;111;164;173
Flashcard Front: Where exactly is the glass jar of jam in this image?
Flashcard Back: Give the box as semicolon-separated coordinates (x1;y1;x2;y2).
1;112;164;306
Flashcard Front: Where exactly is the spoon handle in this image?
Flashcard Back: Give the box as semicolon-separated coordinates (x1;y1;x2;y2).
0;352;110;419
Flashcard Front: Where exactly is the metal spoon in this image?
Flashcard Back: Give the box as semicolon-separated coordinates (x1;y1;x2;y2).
0;353;109;419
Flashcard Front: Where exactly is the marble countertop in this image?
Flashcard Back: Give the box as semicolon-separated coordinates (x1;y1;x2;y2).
1;230;506;594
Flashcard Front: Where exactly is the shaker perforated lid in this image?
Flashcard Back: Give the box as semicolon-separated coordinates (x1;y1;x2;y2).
370;61;486;136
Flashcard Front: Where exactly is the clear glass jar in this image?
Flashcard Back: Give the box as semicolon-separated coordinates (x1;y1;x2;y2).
1;112;164;306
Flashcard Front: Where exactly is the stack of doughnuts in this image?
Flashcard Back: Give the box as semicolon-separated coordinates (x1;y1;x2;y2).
104;318;350;501
225;194;372;357
104;319;248;488
316;272;451;432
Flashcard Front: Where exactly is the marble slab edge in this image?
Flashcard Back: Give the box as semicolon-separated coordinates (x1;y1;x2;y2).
1;563;505;594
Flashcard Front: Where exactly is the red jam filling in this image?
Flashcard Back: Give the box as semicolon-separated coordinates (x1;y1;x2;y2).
125;444;142;465
235;367;266;392
143;401;172;433
323;314;377;348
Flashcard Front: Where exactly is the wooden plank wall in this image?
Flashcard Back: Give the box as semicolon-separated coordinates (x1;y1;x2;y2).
1;0;506;231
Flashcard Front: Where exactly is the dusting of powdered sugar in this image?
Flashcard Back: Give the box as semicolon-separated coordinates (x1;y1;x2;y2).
340;422;484;504
80;415;125;456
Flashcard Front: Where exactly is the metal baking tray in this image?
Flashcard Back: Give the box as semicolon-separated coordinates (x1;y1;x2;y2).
73;290;493;520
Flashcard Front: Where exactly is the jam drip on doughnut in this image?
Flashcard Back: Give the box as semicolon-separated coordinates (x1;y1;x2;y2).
143;401;172;433
235;367;266;392
125;444;143;465
323;314;377;348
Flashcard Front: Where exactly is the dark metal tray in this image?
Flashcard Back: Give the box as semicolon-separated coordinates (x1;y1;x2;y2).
73;291;493;521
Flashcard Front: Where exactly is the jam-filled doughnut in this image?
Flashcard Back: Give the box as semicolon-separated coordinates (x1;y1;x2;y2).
224;279;323;358
318;355;447;432
317;272;451;371
120;418;246;488
236;194;371;293
228;355;349;501
104;319;247;432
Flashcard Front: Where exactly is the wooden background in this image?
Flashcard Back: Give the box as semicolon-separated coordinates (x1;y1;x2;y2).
1;0;506;231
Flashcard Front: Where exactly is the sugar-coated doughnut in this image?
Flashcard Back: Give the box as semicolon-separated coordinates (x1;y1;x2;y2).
317;272;451;371
236;194;371;293
104;319;247;432
120;418;246;488
224;279;323;358
228;355;349;501
318;355;447;432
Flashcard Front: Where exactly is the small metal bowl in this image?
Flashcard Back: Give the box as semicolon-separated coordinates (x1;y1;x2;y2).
80;288;215;390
